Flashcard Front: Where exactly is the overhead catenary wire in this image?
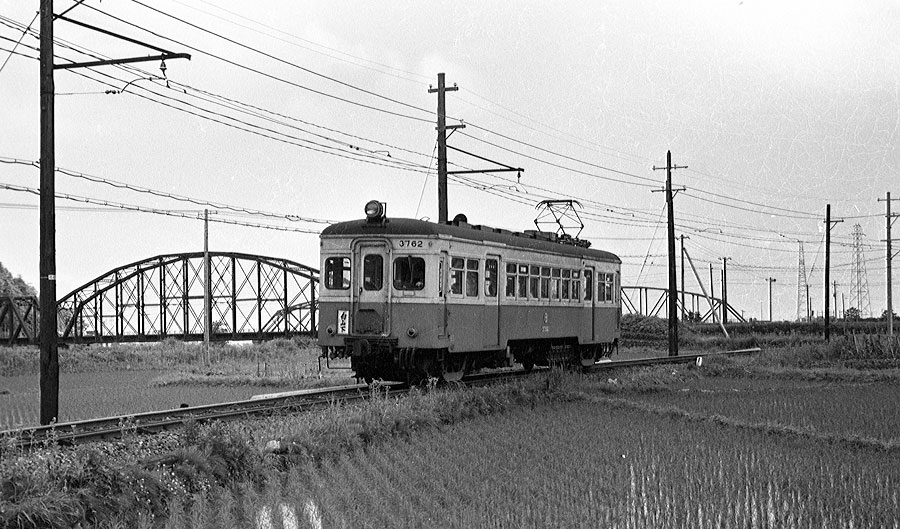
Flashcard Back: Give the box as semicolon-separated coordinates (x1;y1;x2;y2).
0;156;337;224
0;182;320;234
82;2;434;123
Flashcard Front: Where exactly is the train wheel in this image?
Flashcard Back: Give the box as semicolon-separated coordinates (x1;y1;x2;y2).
580;345;597;367
522;359;534;373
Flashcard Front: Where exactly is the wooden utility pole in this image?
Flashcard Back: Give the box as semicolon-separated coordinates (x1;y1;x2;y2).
879;192;898;336
428;73;458;224
36;5;189;424
39;0;58;425
652;151;686;356
824;204;842;341
766;277;777;321
204;208;210;364
680;235;688;320
721;257;731;324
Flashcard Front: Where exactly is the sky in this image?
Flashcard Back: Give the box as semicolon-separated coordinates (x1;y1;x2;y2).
0;0;898;322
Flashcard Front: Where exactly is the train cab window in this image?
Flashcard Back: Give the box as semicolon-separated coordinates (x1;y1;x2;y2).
561;269;572;300
485;259;498;297
324;257;351;290
466;259;479;297
584;269;593;301
363;255;383;290
450;258;465;295
517;265;528;299
572;270;581;301
540;267;550;299
393;256;426;290
505;263;517;298
551;268;561;300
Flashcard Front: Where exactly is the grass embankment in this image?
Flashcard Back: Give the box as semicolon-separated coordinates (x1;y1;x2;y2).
0;338;333;382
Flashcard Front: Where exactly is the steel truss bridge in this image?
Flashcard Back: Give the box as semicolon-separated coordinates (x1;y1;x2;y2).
1;252;318;345
622;285;746;323
2;255;746;346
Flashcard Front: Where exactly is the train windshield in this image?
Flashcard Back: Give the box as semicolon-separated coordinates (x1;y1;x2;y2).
393;256;426;290
324;257;351;290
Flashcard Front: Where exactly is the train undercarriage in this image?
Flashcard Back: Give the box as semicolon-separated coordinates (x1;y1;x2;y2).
323;336;619;384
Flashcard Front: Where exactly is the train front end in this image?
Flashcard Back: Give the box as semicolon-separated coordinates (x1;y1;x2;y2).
317;201;443;382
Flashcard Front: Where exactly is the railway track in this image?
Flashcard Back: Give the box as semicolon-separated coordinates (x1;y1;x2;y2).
2;348;759;448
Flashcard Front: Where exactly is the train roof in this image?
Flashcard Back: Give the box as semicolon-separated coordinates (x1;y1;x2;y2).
321;217;621;263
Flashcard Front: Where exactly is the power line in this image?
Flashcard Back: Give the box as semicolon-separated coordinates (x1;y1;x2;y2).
458;129;660;188
0;11;37;73
174;0;431;85
0;156;337;224
82;2;434;123
126;0;434;116
0;182;320;234
9;18;441;173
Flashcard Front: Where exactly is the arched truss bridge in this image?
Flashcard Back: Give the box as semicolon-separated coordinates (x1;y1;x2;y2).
6;252;318;345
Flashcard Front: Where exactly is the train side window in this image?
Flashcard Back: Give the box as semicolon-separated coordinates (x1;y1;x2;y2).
562;269;572;300
324;257;351;290
485;259;498;297
450;257;465;295
551;268;561;300
584;269;593;301
506;263;517;298
517;264;528;298
598;273;606;302
572;270;581;301
540;267;550;299
393;256;426;291
599;273;614;303
466;259;480;297
362;255;383;291
529;265;540;299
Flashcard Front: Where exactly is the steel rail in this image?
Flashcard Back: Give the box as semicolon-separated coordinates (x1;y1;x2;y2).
1;348;759;448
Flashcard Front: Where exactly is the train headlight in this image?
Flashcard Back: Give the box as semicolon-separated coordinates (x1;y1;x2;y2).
326;324;336;336
407;327;418;338
365;200;385;222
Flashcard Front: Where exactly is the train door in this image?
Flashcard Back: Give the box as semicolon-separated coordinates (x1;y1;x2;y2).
585;266;598;341
353;241;389;335
439;251;449;339
484;255;501;347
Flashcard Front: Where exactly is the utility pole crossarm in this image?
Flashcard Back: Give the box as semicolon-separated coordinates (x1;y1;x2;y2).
53;14;191;70
55;53;191;70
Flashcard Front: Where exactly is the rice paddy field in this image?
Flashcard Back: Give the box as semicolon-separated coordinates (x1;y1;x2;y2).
194;391;900;529
3;332;900;528
0;339;355;430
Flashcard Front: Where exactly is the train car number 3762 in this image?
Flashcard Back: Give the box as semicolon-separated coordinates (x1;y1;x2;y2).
396;240;424;248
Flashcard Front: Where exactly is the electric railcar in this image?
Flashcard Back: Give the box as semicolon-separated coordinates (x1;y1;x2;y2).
318;201;622;382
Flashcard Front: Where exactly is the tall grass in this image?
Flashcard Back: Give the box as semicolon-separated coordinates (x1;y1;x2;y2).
0;337;327;378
